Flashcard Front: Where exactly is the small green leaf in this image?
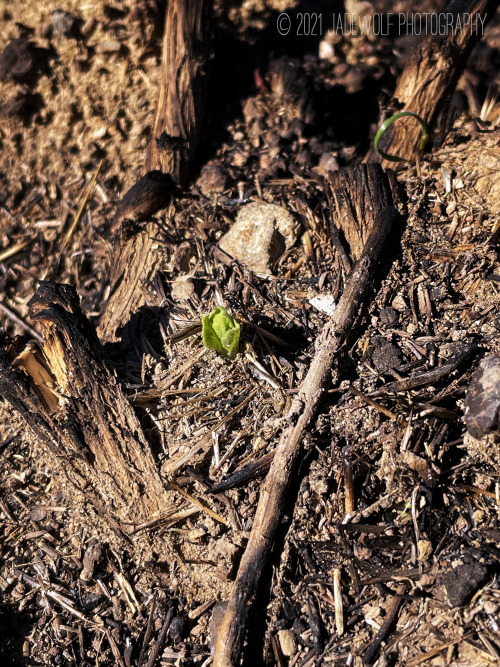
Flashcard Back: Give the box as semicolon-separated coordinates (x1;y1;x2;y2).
201;306;240;360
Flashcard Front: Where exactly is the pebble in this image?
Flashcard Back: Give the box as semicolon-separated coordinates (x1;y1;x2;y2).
371;336;402;372
379;307;398;327
82;593;104;611
80;542;105;582
278;629;297;657
438;561;489;608
319;39;335;60
0;39;37;82
51;9;76;36
464;356;500;439
171;276;195;301
95;40;122;54
197;161;227;197
168;615;185;644
315;152;339;176
417;539;433;562
218;202;299;273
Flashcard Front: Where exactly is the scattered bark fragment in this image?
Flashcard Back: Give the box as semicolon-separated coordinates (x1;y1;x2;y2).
325;163;406;260
145;0;212;186
99;0;213;341
109;170;176;240
80;542;105;582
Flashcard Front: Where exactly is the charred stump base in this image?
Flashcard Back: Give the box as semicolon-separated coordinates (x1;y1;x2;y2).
0;282;169;536
325;162;407;262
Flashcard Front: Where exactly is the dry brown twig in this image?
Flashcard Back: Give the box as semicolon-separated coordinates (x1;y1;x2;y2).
213;205;403;665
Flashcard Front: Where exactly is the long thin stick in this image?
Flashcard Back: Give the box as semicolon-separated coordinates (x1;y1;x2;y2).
213;206;402;665
0;301;43;342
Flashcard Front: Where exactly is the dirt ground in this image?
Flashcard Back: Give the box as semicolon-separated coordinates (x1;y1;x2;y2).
1;0;500;665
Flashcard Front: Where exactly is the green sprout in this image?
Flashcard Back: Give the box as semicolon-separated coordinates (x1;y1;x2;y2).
374;111;429;163
201;306;240;360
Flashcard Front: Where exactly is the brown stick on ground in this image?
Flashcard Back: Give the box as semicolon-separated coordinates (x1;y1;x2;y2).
0;282;170;534
365;0;499;166
99;0;212;341
213;204;404;666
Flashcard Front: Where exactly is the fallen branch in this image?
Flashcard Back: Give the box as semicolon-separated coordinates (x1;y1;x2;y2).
213;204;404;665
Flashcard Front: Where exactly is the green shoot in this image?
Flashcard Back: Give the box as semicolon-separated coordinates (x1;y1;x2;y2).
374;111;429;163
201;306;240;360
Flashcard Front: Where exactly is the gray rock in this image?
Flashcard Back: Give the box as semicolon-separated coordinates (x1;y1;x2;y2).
218;202;299;273
371;336;402;372
379;307;398;327
464;356;500;439
51;9;76;36
168;615;185;644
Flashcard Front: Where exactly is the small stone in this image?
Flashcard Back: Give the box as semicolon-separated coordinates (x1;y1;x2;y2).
197;161;227;197
29;506;47;522
171;277;195;301
168;615;185;644
51;9;76;36
417;539;433;562
315;152;339;176
371;336;402;372
80;542;105;582
218;202;299;273
309;293;336;316
464;356;500;439
210;602;228;655
82;593;104;611
0;39;36;82
278;629;297;657
429;285;447;302
319;39;335;60
379;307;398;327
392;294;407;311
95;40;122;54
437;561;489;608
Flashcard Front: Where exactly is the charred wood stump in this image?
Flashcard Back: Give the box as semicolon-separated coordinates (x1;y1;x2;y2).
365;0;500;166
325;163;407;262
145;0;212;185
0;282;169;535
99;0;212;341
